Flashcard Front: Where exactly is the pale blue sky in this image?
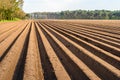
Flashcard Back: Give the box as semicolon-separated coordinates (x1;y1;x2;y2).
23;0;120;13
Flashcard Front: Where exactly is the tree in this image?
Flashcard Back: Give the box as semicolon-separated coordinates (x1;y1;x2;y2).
0;0;25;20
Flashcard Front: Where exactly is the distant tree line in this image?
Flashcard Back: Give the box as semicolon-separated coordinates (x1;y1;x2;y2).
0;0;26;20
29;10;120;19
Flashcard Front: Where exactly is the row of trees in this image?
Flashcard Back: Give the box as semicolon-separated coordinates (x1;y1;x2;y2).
0;0;26;20
30;10;120;19
60;10;120;19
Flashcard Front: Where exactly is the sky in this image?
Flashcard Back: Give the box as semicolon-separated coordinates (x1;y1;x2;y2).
23;0;120;13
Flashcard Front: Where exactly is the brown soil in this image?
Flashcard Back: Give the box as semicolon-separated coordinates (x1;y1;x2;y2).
0;20;120;80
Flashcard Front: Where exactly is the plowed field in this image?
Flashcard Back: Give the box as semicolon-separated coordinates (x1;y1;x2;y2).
0;20;120;80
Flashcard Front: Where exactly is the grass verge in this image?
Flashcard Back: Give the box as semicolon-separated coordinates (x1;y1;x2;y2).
0;18;21;23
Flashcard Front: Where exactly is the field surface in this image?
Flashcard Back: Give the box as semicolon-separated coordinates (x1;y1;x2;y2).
0;20;120;80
